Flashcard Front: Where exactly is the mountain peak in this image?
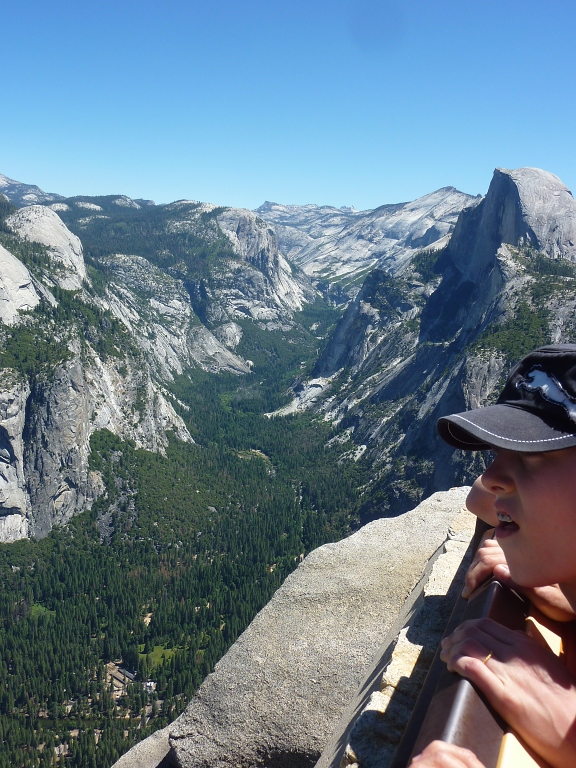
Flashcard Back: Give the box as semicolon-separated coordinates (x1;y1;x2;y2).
447;166;576;286
0;173;64;207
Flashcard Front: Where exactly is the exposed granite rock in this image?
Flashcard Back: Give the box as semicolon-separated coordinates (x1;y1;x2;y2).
23;347;191;538
498;168;576;261
0;371;31;540
0;243;41;324
212;320;243;350
312;268;418;380
257;188;478;291
0;514;29;542
446;167;576;287
322;507;475;768
255;202;360;264
97;253;250;378
161;488;470;768
6;205;87;289
155;200;315;331
113;725;173;768
209;206;316;325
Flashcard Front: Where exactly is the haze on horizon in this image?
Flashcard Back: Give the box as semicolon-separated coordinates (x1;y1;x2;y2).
3;0;575;211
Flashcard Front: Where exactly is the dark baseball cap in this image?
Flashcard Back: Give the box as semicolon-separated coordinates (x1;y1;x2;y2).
437;345;576;452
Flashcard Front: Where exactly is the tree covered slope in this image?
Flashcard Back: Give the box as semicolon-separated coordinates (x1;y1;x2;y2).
0;166;575;765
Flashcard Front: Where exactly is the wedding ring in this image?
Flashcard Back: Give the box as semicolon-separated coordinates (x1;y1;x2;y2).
482;651;493;665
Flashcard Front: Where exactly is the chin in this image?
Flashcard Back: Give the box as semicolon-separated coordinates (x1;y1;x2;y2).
507;567;553;590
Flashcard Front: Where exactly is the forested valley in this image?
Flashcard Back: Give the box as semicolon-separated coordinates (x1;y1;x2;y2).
0;292;367;766
3;159;576;768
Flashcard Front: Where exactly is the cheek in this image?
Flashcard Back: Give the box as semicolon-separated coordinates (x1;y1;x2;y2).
536;487;576;533
498;523;557;587
504;525;576;589
501;548;542;587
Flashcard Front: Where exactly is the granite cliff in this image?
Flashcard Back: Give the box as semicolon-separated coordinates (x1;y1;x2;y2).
278;167;576;520
0;189;318;539
257;187;477;297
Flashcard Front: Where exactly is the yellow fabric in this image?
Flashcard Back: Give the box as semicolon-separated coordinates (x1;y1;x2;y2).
496;608;562;768
496;731;551;768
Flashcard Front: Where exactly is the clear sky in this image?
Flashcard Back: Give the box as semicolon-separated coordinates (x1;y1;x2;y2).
2;0;575;211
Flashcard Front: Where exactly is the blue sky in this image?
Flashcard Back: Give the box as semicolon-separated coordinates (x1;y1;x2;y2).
2;0;575;210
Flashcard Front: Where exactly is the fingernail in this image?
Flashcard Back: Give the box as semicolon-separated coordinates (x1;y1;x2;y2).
461;587;470;598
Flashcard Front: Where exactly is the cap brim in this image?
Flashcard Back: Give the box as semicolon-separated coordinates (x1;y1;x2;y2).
438;404;576;452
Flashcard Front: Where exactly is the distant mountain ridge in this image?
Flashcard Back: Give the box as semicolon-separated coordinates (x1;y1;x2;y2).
0;185;320;538
280;167;576;520
0;172;65;207
257;186;478;295
1;167;576;535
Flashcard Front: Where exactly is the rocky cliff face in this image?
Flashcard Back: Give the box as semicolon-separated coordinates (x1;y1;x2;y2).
19;346;195;538
0;372;30;539
281;168;576;519
198;205;314;331
257;187;478;295
6;205;87;289
0;243;41;324
2;166;575;537
0;328;192;539
0;187;319;540
94;252;250;377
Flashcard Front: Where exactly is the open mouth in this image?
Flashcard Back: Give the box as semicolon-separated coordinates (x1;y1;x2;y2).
496;511;519;535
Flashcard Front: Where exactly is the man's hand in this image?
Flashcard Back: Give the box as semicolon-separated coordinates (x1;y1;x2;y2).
410;741;485;767
440;618;576;768
463;535;575;622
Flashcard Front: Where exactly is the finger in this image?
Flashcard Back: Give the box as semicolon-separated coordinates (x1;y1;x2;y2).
466;540;501;573
462;542;507;598
462;562;495;597
412;740;486;767
440;620;528;672
492;563;514;586
440;634;493;670
462;566;492;598
447;618;524;648
440;636;503;698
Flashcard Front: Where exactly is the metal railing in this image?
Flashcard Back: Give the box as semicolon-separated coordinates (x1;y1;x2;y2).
390;520;558;768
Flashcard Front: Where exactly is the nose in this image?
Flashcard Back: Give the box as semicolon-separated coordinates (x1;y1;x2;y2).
481;450;516;495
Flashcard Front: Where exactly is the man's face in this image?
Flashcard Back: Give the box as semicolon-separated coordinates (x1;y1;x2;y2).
481;447;576;595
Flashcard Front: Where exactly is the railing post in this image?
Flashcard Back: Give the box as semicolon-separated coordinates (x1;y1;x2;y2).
390;520;529;768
